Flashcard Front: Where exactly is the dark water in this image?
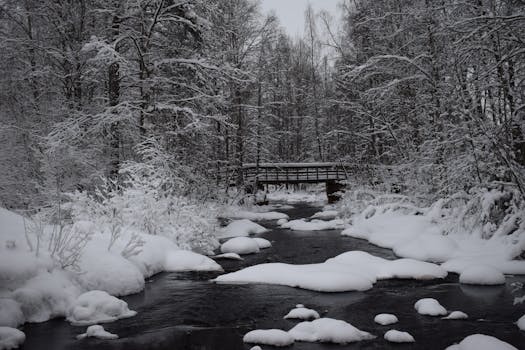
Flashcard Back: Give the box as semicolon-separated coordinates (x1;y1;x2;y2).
21;203;525;350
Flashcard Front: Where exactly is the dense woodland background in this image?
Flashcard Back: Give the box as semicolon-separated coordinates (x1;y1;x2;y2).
1;0;524;211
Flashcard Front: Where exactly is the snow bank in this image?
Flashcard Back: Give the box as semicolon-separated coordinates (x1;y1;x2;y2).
217;219;267;239
67;290;136;326
0;300;24;328
243;329;294;347
443;311;468;320
442;257;525;275
384;330;415;343
288;318;375;344
164;250;222;272
374;313;398;325
311;210;338;220
445;334;518;350
220;237;260;255
459;266;505;285
0;327;25;350
284;305;320;320
414;298;447;316
77;325;118;340
281;219;345;231
517;314;525;331
215;250;446;292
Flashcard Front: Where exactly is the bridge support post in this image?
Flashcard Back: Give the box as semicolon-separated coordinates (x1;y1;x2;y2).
326;180;345;204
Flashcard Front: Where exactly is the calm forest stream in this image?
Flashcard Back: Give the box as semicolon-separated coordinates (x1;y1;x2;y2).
21;203;525;350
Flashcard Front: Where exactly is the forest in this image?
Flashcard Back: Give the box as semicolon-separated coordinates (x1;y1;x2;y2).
1;0;525;349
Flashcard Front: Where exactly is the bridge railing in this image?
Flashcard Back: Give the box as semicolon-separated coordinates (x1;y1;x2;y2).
243;162;348;184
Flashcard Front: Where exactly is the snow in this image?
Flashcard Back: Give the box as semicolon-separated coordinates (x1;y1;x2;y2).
288;318;375;344
374;313;398;325
224;211;289;221
280;219;346;231
414;298;447;316
0;300;24;328
384;330;415;343
243;329;294;347
212;253;243;260
442;257;525;275
443;311;468;320
215;250;446;292
217;219;267;239
445;334;518;350
67;290;137;326
249;346;262;350
277;218;288;225
459;266;506;285
266;190;325;204
517;314;525;331
0;327;25;350
164;250;222;272
77;325;118;340
311;210;338;220
220;237;260;255
253;237;272;249
284;305;320;320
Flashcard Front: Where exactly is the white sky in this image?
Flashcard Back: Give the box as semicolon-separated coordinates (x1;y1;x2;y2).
260;0;340;37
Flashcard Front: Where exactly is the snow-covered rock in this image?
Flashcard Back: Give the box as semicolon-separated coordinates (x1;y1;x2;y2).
277;218;288;225
288;318;375;344
67;290;137;326
281;219;345;231
384;330;415;343
443;311;468;320
164;250;222;272
213;253;243;261
516;314;525;331
311;210;338;220
243;329;294;347
249;346;262;350
0;327;25;350
0;300;24;328
414;298;447;316
459;266;505;285
217;219;267;239
220;237;260;255
284;305;320;320
253;237;272;249
374;313;398;325
445;334;518;350
77;325;118;340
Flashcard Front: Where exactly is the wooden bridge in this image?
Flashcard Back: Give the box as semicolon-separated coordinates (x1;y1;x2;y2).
242;162;349;184
221;162;349;203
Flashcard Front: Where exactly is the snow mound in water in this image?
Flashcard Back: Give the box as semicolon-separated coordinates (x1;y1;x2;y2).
443;311;468;320
164;250;222;272
249;346;262;350
243;329;294;347
213;253;243;261
220;237;260;255
215;262;374;292
311;210;338;220
459;265;505;285
288;318;375;344
215;251;446;292
253;238;272;249
226;211;289;221
445;334;518;350
414;298;447;316
217;219;267;239
281;219;345;231
277;218;288;225
384;330;415;343
0;300;24;328
374;313;398;325
284;305;320;320
0;327;25;350
77;325;118;340
516;314;525;331
67;291;137;326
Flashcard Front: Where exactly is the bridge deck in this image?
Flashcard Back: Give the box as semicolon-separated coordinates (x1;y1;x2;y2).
242;162;348;184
